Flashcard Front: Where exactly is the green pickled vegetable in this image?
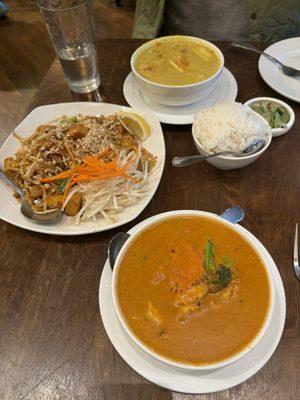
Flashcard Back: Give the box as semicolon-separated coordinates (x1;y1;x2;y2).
250;101;290;129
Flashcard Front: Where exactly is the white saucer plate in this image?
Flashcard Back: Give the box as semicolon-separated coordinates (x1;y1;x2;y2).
123;69;238;125
99;213;286;394
0;102;165;235
259;37;300;102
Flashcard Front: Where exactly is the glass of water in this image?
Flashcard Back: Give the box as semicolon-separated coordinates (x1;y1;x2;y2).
38;0;100;93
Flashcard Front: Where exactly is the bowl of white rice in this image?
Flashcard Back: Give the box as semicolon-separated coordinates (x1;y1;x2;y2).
192;102;272;170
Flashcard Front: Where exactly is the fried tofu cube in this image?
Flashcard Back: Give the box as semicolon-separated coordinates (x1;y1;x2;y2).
65;192;82;216
45;194;64;209
4;157;18;170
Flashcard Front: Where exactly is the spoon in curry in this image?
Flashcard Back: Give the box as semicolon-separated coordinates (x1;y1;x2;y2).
108;206;244;269
0;167;62;223
172;139;265;167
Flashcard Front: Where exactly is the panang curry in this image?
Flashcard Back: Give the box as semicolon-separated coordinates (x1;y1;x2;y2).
134;36;221;86
116;216;270;365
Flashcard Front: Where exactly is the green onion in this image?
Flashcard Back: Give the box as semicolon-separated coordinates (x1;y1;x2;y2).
204;240;216;273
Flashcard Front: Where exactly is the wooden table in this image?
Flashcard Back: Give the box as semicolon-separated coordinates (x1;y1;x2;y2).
0;39;299;400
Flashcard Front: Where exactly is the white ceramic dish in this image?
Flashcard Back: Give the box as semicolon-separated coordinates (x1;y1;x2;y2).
192;108;272;170
131;36;224;106
111;210;275;371
259;37;300;103
0;102;165;235
244;97;295;137
123;69;238;125
99;212;286;394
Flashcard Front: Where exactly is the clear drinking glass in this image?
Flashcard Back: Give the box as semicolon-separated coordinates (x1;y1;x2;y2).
38;0;100;93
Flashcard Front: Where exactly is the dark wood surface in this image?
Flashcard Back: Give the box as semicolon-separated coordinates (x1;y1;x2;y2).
0;39;299;400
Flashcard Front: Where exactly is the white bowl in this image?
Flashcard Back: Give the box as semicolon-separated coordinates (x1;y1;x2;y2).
192;109;272;170
130;35;224;107
244;97;295;137
112;210;275;371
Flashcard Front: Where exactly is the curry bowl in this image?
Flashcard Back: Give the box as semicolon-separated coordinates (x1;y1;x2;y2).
130;35;224;106
112;210;275;371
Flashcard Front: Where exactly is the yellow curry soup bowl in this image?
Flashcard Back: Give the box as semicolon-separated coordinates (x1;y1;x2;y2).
130;35;224;107
111;210;275;371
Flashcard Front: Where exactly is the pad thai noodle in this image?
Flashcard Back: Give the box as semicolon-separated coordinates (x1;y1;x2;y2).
4;113;156;224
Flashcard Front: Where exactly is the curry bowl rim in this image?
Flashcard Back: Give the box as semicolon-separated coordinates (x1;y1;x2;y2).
130;35;225;89
111;210;275;371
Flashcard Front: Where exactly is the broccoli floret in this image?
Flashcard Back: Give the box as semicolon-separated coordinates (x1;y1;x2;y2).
203;240;233;293
208;265;232;293
215;265;232;287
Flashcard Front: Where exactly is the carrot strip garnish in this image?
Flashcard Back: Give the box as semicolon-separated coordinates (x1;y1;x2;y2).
40;152;139;201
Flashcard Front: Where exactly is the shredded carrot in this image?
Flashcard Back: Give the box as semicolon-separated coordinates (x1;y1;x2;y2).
40;152;138;202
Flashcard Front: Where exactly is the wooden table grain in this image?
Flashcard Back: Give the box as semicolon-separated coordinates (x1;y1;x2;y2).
0;39;299;400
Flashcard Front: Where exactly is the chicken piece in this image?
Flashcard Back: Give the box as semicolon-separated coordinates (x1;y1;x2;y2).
175;283;208;307
4;157;18;171
45;194;64;209
65;192;82;216
146;302;162;325
221;283;239;302
177;305;199;323
67;124;88;140
208;299;221;310
152;268;165;285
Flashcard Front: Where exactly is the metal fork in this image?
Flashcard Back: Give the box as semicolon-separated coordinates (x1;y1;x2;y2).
293;223;300;280
232;42;300;78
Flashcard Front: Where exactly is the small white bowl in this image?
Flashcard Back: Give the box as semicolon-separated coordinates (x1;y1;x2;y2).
112;210;275;371
244;97;295;137
192;109;272;170
130;35;224;107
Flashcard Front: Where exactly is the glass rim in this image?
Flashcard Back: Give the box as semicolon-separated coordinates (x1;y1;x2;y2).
37;0;89;13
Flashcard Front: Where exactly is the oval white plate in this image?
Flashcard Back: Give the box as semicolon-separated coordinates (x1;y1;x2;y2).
0;102;165;235
99;211;286;394
259;37;300;102
123;69;238;125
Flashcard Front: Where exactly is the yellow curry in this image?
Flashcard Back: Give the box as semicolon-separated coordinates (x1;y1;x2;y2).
116;216;270;365
134;36;221;86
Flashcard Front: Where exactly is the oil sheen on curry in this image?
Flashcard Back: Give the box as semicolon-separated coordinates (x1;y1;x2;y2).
116;216;270;365
135;36;220;86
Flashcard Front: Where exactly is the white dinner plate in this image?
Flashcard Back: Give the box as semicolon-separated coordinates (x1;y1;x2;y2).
259;37;300;102
99;212;286;394
123;69;238;125
0;102;165;235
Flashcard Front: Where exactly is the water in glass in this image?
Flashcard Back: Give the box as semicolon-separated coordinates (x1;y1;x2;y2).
58;43;100;93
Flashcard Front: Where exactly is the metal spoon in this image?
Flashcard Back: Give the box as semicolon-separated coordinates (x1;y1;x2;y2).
0;168;62;223
172;139;266;167
232;42;300;78
108;205;244;269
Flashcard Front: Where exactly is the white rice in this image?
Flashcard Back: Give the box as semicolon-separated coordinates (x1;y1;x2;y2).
193;102;270;153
